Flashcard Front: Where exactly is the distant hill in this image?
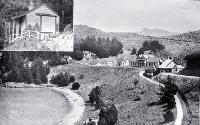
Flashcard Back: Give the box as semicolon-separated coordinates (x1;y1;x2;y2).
74;25;154;50
74;25;200;61
137;28;178;37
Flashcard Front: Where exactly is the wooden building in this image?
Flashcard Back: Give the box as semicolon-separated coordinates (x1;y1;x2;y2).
157;59;184;73
7;1;60;42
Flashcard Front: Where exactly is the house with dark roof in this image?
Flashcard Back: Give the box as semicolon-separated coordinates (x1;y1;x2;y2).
7;1;60;42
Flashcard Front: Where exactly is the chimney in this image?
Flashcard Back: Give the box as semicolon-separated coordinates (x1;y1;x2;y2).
29;0;34;10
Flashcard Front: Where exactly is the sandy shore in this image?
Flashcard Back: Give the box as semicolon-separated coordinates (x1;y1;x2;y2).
3;82;56;88
52;87;85;125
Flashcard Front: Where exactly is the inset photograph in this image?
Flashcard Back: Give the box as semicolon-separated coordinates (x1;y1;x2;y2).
0;0;73;51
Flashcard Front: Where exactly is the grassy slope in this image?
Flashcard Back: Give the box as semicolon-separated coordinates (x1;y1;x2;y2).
50;63;176;125
153;73;199;125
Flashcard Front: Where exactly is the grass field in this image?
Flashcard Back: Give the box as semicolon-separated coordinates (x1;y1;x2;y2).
153;73;199;125
0;87;71;125
50;63;176;125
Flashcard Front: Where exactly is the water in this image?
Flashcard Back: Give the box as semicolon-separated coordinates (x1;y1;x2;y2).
0;87;71;125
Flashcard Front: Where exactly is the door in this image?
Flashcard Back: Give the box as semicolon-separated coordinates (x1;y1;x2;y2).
41;16;56;33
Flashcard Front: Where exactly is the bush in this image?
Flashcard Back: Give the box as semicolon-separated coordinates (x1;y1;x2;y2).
72;82;80;90
157;77;177;108
33;79;42;85
89;86;101;106
133;79;139;86
98;104;118;125
50;72;74;86
70;75;75;83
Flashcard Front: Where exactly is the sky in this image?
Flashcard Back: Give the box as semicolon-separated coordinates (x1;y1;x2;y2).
74;0;200;33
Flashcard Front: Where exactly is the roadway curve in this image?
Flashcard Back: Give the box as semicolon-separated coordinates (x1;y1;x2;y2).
139;71;183;125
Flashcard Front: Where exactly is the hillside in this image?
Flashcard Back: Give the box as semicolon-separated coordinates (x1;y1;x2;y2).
74;25;200;57
137;28;178;37
50;63;174;125
74;25;154;50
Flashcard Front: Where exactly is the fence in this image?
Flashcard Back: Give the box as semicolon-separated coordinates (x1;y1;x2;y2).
9;30;55;45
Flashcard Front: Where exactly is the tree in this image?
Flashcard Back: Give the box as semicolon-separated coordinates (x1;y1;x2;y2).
149;40;165;53
72;82;80;90
131;47;137;55
137;47;145;56
98;104;118;125
21;66;34;84
137;40;165;55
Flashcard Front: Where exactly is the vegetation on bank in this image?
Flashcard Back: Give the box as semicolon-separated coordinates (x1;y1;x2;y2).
50;72;75;87
1;52;49;85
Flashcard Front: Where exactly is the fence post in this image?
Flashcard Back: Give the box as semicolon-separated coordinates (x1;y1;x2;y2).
28;30;31;38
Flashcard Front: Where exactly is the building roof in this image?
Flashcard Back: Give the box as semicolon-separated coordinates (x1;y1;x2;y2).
158;59;176;69
12;3;59;19
36;13;57;17
137;54;154;60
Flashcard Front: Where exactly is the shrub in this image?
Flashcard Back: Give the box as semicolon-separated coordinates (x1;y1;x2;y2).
33;79;42;85
72;82;80;90
98;104;118;125
89;86;101;106
50;72;74;86
133;79;139;86
157;77;177;108
70;75;75;83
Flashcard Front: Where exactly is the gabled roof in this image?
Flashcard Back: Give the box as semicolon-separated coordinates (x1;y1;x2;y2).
158;59;176;69
12;3;59;19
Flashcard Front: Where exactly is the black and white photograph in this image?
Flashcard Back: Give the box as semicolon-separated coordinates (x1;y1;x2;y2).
0;0;200;125
0;0;73;51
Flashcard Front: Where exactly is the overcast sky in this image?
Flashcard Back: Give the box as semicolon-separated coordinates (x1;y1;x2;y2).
74;0;200;33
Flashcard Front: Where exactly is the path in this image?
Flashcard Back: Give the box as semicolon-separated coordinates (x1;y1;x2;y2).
139;71;183;125
161;73;200;79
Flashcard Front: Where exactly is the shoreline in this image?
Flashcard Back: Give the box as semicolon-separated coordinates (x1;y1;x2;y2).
2;82;56;88
52;87;85;125
1;82;85;125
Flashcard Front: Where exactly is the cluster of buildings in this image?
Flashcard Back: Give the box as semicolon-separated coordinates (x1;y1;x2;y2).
95;53;184;75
